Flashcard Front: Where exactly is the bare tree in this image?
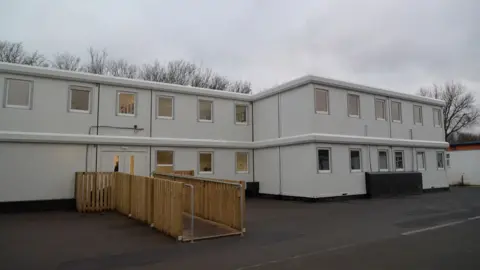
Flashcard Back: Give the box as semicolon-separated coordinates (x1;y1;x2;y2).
83;47;108;74
0;41;25;63
0;41;48;66
140;60;165;82
108;59;137;79
419;81;480;141
228;80;252;94
190;67;213;88
52;52;81;71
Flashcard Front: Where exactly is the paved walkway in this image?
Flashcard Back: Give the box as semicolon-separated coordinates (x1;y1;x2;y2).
1;187;480;269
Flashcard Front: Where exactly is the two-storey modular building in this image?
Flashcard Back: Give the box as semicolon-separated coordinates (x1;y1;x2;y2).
0;63;448;207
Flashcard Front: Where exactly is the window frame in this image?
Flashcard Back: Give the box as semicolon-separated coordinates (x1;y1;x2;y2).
68;86;92;113
349;148;362;173
436;151;445;170
156;95;174;120
416;151;426;171
316;147;332;173
394;150;405;171
198;151;214;174
116;91;137;117
156;150;175;170
347;93;361;118
235;152;249;174
413;105;423;125
235;103;248;125
4;78;33;109
446;153;451;168
378;149;389;172
391;101;402;123
374;98;387;121
314;88;329;114
198;98;214;123
433;108;442;127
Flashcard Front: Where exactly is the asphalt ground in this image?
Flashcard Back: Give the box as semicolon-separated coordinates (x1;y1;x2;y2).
1;187;480;270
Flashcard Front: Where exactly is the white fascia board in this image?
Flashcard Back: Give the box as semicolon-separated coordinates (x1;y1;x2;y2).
0;131;251;149
253;75;445;107
0;63;252;101
1;63;444;107
252;133;449;149
0;131;448;149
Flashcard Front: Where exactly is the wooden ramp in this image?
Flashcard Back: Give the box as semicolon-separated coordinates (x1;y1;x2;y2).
182;213;242;242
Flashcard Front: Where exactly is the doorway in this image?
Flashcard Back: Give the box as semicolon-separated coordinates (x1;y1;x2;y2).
99;147;149;176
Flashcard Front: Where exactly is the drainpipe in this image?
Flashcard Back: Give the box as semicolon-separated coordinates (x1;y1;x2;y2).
251;100;255;183
410;129;414;172
277;94;282;195
365;125;372;172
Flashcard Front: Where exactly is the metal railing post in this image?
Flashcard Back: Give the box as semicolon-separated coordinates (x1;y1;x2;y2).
184;184;195;243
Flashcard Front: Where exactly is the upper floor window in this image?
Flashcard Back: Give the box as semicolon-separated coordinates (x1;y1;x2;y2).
5;79;32;109
199;151;213;173
157;96;173;119
69;86;91;113
315;89;329;114
416;151;426;171
347;94;360;117
378;150;389;171
391;101;402;122
235;104;248;124
317;148;331;173
198;99;213;122
236;152;249;173
156;150;174;173
433;108;442;127
375;99;386;120
394;151;404;171
117;92;136;116
350;149;362;172
413;105;423;125
437;151;445;169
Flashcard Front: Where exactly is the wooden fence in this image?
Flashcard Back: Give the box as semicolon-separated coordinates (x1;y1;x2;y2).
154;172;245;232
75;172;115;212
75;172;185;239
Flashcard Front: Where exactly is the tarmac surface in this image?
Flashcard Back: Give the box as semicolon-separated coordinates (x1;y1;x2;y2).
1;187;480;270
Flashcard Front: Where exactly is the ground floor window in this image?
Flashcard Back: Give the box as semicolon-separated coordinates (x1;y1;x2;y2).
378;150;389;171
235;152;249;173
446;153;450;167
416;151;425;171
437;152;445;169
199;152;213;173
156;151;174;173
317;148;331;173
350;149;362;172
394;151;404;171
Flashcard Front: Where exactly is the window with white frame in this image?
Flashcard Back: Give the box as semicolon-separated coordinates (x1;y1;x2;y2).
198;99;213;122
156;151;174;173
199;152;213;173
350;149;362;172
433;108;442;127
394;151;404;171
235;104;247;124
5;79;32;109
375;99;386;120
378;150;389;171
413;105;423;125
446;153;451;167
391;101;402;122
437;151;445;169
315;89;329;113
236;152;249;173
69;86;91;112
347;94;360;117
416;151;426;171
157;96;173;119
317;148;331;172
117;92;136;116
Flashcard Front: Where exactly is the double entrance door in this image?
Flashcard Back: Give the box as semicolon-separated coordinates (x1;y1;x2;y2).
99;148;149;176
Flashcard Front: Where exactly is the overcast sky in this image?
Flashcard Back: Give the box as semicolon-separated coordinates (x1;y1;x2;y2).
1;0;479;98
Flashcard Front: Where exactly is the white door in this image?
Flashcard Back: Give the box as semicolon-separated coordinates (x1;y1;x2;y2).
99;150;149;176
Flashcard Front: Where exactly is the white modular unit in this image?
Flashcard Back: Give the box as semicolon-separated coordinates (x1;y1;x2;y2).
0;63;449;203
